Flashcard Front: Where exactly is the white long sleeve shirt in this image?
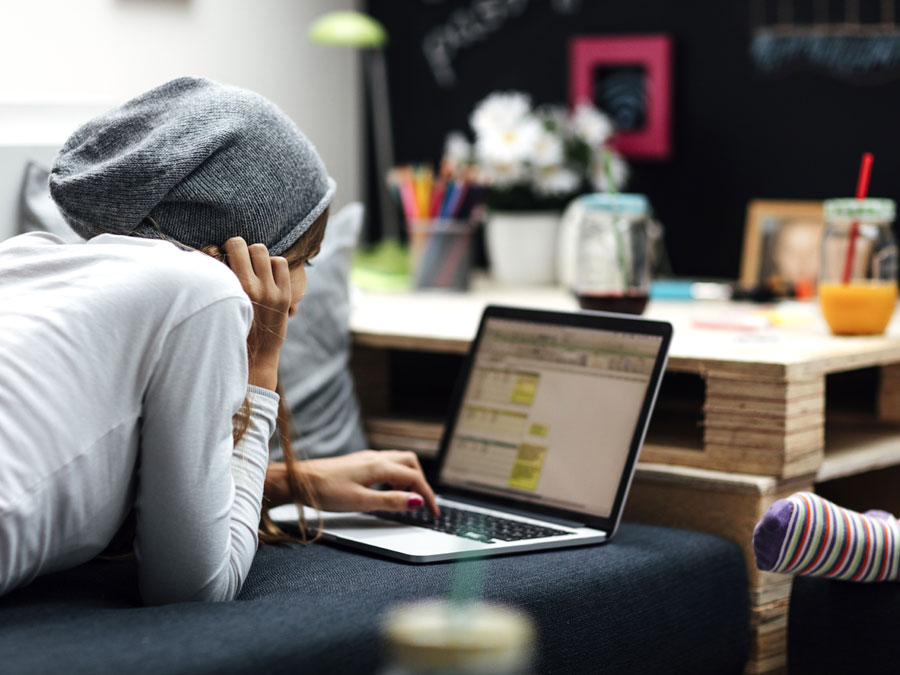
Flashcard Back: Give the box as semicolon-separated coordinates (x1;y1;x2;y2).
0;232;277;604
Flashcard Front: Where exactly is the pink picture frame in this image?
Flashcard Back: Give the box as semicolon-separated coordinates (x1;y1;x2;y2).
569;35;673;160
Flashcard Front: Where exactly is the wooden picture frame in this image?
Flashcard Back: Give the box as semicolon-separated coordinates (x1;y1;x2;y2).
740;200;825;289
569;34;673;160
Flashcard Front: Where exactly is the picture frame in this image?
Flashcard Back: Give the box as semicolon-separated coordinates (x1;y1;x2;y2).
569;34;673;160
740;199;825;289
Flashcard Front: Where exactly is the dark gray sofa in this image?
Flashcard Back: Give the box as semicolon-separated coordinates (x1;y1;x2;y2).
789;576;900;674
0;523;748;674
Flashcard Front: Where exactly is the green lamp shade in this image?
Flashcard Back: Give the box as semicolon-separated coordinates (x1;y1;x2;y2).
309;11;387;48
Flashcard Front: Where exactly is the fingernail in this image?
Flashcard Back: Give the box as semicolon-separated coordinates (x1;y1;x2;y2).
407;495;424;510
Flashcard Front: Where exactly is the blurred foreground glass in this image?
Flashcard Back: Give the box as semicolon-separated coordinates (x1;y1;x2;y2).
408;220;476;291
380;599;535;675
559;193;653;314
819;198;898;335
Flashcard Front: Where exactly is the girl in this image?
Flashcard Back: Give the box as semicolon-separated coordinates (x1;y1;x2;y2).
0;77;437;605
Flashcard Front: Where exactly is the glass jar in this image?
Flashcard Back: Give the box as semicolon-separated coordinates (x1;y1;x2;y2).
379;600;534;675
558;193;652;314
819;198;898;335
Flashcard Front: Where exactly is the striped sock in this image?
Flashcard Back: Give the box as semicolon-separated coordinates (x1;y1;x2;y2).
752;492;900;582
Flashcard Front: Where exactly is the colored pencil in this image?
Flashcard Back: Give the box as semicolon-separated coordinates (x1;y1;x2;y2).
428;177;447;219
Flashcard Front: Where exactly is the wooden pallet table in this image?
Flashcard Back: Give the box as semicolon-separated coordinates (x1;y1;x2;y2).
349;281;900;674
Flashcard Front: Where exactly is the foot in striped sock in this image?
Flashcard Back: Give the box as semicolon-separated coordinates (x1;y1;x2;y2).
752;492;900;581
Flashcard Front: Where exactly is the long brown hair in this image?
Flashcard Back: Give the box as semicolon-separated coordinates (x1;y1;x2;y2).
257;392;323;545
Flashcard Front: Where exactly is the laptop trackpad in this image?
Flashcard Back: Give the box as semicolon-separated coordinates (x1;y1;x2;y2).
271;505;489;552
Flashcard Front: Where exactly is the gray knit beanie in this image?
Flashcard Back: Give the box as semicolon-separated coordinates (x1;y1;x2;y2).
49;76;336;255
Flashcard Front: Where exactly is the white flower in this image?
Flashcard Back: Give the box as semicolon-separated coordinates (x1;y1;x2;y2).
470;92;531;137
454;90;631;203
480;160;527;189
531;164;581;196
443;132;472;165
531;129;564;168
591;149;629;192
475;117;542;166
573;103;613;146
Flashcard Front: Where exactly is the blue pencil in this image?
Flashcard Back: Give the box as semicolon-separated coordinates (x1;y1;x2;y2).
440;180;465;219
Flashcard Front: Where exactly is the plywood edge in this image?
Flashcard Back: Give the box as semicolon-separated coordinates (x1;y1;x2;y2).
366;416;445;440
639;443;705;465
352;330;471;354
750;596;790;626
786;345;900;380
633;462;783;494
666;357;790;380
750;575;794;607
818;425;900;481
367;432;440;457
673;349;900;381
704;427;823;452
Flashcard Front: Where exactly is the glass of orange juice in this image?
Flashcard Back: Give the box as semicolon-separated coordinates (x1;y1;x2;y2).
819;198;898;335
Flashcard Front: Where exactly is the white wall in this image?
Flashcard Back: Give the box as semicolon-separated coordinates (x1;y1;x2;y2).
0;0;363;241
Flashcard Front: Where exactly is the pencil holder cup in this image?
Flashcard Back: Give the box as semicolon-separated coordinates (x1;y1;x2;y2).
408;219;476;291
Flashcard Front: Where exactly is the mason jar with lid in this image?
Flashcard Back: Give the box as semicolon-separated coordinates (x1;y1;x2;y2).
819;198;898;335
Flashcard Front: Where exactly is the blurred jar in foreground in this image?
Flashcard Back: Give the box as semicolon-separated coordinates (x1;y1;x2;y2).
558;193;654;314
380;600;535;675
819;198;898;335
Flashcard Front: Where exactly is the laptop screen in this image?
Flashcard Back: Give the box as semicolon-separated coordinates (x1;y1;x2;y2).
439;315;664;519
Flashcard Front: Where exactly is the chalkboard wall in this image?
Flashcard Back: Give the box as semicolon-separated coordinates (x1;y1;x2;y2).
365;0;900;278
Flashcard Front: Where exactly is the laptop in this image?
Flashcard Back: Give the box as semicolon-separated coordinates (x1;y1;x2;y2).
270;304;672;562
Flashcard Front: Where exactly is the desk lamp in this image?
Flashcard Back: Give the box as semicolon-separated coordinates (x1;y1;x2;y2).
310;11;407;287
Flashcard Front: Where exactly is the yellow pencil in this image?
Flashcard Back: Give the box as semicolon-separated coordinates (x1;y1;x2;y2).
414;165;433;219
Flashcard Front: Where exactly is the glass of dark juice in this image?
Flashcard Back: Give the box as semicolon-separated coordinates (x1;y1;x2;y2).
575;290;649;314
564;193;653;315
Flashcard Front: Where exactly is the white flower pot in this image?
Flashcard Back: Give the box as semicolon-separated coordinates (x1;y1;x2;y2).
485;211;561;285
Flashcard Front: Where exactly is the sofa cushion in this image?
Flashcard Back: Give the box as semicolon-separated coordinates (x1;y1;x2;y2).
0;523;748;674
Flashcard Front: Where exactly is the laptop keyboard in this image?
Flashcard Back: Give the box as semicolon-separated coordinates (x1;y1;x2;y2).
370;504;575;544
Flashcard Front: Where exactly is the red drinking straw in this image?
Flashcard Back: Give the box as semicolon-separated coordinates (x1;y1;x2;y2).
841;152;874;284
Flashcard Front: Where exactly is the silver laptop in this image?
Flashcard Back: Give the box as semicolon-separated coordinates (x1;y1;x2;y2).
271;304;672;562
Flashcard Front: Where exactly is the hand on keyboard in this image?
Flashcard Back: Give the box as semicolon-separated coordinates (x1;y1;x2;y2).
372;505;573;543
267;450;440;516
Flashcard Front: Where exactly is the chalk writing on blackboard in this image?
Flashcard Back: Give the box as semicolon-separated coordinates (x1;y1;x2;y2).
751;0;900;79
422;0;583;88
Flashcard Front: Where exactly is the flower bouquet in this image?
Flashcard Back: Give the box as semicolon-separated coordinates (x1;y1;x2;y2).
442;91;628;212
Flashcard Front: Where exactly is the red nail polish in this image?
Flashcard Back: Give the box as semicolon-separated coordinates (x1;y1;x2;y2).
407;495;424;510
